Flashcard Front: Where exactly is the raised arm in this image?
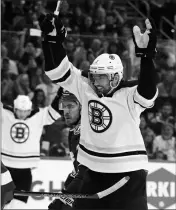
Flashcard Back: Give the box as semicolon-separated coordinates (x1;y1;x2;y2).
39;13;82;103
133;19;158;108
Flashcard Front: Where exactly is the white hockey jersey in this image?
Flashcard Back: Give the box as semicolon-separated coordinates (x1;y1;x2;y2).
1;105;60;169
45;56;158;173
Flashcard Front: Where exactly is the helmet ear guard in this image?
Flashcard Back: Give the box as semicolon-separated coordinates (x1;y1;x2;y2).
109;73;122;88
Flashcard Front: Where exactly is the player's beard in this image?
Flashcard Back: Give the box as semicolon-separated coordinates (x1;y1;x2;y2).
95;85;110;96
65;117;72;126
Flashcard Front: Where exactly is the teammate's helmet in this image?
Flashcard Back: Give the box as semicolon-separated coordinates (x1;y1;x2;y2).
89;53;123;95
14;95;32;110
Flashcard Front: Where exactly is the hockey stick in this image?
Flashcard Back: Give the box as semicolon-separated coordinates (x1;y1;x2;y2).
54;0;62;15
30;0;62;37
14;176;129;199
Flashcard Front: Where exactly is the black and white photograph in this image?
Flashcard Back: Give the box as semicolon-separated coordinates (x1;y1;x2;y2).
1;0;176;209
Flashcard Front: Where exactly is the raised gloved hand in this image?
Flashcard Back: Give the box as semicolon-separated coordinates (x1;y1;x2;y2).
38;13;67;42
133;18;157;58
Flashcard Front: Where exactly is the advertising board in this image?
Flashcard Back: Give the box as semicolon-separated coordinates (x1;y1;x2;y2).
25;159;175;209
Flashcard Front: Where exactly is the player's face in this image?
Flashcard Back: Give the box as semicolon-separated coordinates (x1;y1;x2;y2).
15;109;31;120
90;74;111;95
62;101;80;126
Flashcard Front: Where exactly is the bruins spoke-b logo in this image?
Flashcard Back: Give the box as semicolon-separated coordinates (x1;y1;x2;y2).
10;123;30;143
88;100;112;133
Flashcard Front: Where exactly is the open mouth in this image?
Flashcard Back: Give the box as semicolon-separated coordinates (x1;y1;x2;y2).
65;116;71;120
95;86;103;90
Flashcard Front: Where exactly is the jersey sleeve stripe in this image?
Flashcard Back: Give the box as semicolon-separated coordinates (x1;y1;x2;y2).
1;170;13;186
48;110;57;121
45;56;70;81
134;88;158;108
133;98;150;109
79;144;147;158
52;69;71;84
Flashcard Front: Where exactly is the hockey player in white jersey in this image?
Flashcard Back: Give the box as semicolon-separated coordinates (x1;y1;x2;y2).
39;13;158;210
1;94;61;209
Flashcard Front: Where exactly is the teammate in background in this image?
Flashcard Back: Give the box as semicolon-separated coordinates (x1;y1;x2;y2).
1;94;61;209
48;88;81;210
39;12;158;210
1;162;15;209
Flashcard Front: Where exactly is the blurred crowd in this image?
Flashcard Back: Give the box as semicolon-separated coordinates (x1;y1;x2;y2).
1;0;176;161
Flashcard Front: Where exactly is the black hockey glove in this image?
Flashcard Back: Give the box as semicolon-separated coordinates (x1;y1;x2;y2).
38;13;67;43
133;18;157;58
64;170;77;190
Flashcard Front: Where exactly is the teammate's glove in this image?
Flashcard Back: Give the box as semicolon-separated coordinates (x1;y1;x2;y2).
38;13;67;43
64;170;77;189
133;18;157;58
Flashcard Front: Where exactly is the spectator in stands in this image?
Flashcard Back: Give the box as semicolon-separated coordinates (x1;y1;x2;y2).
94;6;106;34
1;44;19;76
107;40;127;58
6;33;25;61
1;58;15;106
140;114;150;137
104;0;114;13
157;71;176;98
22;41;38;59
33;0;46;17
154;150;167;160
32;88;47;109
153;123;176;161
105;12;117;35
13;73;34;99
79;60;90;72
70;6;85;30
64;38;75;62
112;7;127;28
84;0;96;16
87;49;96;64
89;38;102;58
149;102;174;135
62;16;72;33
27;12;40;29
59;0;70;17
143;128;156;159
72;41;87;68
120;22;137;71
81;16;95;35
28;59;43;89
